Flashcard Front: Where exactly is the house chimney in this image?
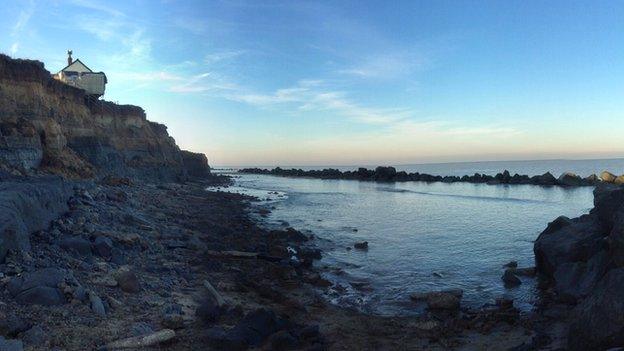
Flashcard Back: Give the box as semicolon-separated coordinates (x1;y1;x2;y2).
67;50;73;66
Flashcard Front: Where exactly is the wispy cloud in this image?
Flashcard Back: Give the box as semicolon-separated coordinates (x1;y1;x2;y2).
227;80;412;125
8;0;35;55
67;0;125;17
205;50;246;64
338;52;428;79
169;72;239;93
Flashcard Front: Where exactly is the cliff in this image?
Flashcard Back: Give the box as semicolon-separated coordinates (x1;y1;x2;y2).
0;53;209;180
534;184;624;350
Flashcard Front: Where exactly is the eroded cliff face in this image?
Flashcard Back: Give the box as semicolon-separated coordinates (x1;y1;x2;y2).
0;54;209;180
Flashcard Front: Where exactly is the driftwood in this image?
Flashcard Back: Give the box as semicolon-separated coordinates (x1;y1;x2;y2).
203;280;225;307
205;250;282;262
102;329;175;350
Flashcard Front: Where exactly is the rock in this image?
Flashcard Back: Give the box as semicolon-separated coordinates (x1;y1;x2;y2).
129;322;154;337
531;172;557;185
503;261;518;268
21;325;45;347
534;214;605;279
0;337;23;351
7;268;75;305
161;314;184;330
558;172;583;186
502;269;521;287
196;297;225;324
0;315;30;337
553;250;609;301
224;309;288;348
568;268;624;350
512;267;536;277
269;330;299;351
495;297;514;309
93;236;113;258
616;175;624;185
102;329;175;349
353;241;368;250
600;171;617;183
59;236;92;257
115;268;140;293
0;177;72;262
88;291;106;317
425;290;463;310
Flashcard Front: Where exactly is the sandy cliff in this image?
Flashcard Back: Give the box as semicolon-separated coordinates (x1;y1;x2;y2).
0;54;209;180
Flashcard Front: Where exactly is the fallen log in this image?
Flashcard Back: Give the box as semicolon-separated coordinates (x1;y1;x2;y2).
100;329;175;350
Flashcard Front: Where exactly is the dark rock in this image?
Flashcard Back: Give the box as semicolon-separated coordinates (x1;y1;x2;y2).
93;236;113;258
7;268;75;305
269;330;299;351
21;325;45;347
0;336;23;351
129;322;153;337
558;172;583;186
161;314;184;330
412;290;463;310
568;268;624;350
353;241;368;250
88;291;106;317
553;250;609;301
503;261;518;268
0;315;30;337
59;236;92;257
115;269;140;293
502;269;521;288
228;308;288;348
196;298;225;324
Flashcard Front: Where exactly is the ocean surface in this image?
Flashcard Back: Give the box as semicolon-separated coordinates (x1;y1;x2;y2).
211;158;624;316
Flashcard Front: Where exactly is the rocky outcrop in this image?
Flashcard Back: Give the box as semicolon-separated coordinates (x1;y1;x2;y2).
181;150;211;178
534;184;624;349
0;53;209;180
0;175;73;262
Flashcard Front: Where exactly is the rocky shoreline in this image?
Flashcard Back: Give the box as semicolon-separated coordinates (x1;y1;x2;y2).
0;172;549;350
240;166;624;187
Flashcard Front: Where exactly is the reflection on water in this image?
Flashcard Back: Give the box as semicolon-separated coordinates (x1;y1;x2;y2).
212;172;595;316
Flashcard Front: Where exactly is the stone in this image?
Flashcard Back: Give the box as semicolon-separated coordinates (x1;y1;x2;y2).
0;314;30;337
226;309;288;348
21;325;45;347
503;261;518;268
129;322;154;337
93;236;113;258
7;268;74;305
426;291;461;310
615;175;624;185
502;269;521;288
600;171;617;183
0;336;23;351
115;268;140;293
353;241;368;250
59;236;92;257
558;172;583;186
269;330;299;351
161;314;184;330
196;297;225;324
568;268;624;350
88;291;106;317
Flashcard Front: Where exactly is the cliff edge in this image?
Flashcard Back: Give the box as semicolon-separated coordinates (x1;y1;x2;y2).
0;53;209;180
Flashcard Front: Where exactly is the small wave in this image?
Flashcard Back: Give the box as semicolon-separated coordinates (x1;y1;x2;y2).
379;187;553;204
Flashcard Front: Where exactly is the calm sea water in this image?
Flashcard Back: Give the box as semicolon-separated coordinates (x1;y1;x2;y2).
212;158;624;316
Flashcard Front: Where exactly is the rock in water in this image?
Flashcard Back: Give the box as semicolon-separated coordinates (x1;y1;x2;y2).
600;171;617;183
502;269;521;288
353;241;368;250
558;172;583;186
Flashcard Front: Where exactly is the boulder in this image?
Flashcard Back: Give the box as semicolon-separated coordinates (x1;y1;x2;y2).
0;336;23;351
553;250;609;301
353;241;368;250
206;309;288;350
568;268;624;350
88;291;106;317
115;268;140;293
93;236;113;258
557;172;583;186
534;215;605;279
410;289;463;310
616;175;624;185
531;172;557;185
59;237;92;257
7;268;77;305
502;269;521;288
600;171;617;183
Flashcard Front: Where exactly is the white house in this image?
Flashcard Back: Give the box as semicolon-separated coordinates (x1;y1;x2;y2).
52;50;107;97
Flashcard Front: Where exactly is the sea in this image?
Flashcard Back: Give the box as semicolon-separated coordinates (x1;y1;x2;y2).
209;158;624;316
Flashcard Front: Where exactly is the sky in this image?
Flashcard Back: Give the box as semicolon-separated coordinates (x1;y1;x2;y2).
1;0;623;167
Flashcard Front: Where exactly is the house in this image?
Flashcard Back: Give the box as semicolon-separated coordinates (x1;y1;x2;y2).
52;50;107;97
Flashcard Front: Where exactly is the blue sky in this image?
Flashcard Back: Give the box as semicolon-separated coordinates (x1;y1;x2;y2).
1;0;623;166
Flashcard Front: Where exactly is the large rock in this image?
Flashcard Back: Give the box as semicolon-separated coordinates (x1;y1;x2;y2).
0;336;23;351
7;268;78;305
568;268;624;350
557;172;583;187
600;171;617;183
534;215;605;279
0;176;72;262
552;250;609;301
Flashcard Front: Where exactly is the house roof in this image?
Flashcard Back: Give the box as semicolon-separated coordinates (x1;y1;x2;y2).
58;58;92;73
